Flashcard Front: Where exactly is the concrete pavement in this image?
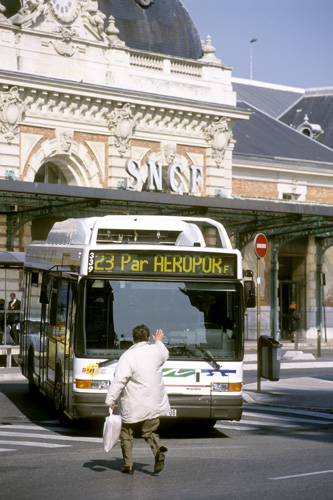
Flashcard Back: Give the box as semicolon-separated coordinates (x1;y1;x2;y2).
243;340;333;411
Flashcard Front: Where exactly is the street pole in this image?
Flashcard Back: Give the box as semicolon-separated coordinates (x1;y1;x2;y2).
257;256;261;393
250;39;257;80
254;232;267;394
322;272;327;343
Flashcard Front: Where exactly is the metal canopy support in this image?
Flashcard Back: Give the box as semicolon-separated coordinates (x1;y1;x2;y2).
3;181;333;340
316;239;324;341
2;178;333;250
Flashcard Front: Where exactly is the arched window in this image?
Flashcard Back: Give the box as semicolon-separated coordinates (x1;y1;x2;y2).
32;163;67;240
34;163;67;185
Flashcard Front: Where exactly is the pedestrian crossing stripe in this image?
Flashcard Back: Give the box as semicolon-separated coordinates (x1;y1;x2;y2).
0;440;71;448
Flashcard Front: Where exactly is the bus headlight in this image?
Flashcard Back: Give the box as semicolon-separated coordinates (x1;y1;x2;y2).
92;380;110;390
211;382;242;392
211;382;228;392
75;380;110;390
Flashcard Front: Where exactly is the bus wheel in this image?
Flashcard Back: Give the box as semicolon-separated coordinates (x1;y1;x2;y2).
54;369;64;414
54;369;71;426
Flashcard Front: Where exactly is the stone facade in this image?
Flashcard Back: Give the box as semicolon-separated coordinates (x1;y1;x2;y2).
1;1;333;341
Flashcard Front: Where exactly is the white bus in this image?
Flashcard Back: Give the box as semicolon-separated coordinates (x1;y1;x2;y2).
20;215;255;426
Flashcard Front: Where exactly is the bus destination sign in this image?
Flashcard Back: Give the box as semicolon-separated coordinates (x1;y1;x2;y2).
88;251;236;278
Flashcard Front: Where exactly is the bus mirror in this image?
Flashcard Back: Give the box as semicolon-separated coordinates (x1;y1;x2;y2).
40;275;53;304
244;280;256;308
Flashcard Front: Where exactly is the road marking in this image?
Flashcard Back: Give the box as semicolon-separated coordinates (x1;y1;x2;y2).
245;405;333;420
0;448;15;452
242;411;333;425
0;431;102;443
270;469;333;480
215;423;260;431
0;440;71;448
0;424;79;433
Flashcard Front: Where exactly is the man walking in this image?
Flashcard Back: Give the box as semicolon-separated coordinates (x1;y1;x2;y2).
7;293;21;344
105;325;170;474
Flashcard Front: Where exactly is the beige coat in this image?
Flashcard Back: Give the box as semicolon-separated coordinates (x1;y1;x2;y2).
105;341;170;423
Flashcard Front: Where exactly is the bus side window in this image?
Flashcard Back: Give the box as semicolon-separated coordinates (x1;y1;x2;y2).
40;275;53;304
50;290;58;327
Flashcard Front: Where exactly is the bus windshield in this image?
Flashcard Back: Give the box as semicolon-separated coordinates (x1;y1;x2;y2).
76;278;243;361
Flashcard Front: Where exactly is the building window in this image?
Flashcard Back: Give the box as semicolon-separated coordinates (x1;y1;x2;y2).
34;163;67;185
282;193;300;201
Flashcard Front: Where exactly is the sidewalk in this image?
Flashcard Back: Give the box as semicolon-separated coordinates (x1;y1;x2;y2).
243;376;333;412
243;339;333;411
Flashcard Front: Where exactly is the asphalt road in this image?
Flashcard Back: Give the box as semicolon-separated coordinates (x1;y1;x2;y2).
1;373;333;500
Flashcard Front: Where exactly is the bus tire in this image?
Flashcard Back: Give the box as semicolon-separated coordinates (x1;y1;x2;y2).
54;367;71;426
54;367;64;413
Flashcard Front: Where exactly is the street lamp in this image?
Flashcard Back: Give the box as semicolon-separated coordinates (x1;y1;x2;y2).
250;39;257;80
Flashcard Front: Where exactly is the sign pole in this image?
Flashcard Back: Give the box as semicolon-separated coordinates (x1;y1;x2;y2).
254;233;268;394
257;256;261;393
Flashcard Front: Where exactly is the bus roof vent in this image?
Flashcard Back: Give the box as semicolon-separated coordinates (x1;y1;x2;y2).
95;223;205;247
96;229;182;245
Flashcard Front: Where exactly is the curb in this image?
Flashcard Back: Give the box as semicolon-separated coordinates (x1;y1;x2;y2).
244;361;333;370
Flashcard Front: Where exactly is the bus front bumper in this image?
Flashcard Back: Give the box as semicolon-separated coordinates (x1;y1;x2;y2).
166;394;243;421
71;393;243;421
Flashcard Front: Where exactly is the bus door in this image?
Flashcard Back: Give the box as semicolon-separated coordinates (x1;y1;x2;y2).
62;280;76;416
41;275;73;406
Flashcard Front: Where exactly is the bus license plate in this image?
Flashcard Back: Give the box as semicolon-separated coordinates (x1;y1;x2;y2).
165;409;177;417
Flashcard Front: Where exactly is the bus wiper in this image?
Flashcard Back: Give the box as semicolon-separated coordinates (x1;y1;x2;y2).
166;343;201;360
167;342;220;370
98;358;118;368
193;344;220;371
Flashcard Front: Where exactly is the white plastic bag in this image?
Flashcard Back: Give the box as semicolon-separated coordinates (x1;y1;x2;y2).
103;408;122;452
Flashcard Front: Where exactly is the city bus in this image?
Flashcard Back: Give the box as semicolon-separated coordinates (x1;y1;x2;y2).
20;215;255;426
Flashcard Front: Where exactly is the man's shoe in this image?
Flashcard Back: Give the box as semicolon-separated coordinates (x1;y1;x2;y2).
154;446;168;474
121;466;134;474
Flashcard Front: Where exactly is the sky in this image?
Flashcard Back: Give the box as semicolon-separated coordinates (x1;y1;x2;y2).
181;0;333;89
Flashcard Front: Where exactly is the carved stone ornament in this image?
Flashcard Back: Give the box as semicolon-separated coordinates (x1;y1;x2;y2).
0;87;25;144
105;15;125;46
162;142;176;166
205;117;232;166
81;0;106;39
56;128;74;153
12;0;48;26
53;26;78;56
50;0;80;24
135;0;154;7
107;104;138;156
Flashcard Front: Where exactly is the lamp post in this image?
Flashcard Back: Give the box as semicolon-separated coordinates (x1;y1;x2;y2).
250;38;257;80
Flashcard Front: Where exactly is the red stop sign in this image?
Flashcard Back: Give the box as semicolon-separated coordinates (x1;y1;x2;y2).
254;233;268;259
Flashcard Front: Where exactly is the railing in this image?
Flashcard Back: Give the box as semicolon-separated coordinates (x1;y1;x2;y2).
170;60;202;78
129;52;203;78
130;53;164;71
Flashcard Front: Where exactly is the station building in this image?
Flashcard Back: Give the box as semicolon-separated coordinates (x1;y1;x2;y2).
1;0;333;342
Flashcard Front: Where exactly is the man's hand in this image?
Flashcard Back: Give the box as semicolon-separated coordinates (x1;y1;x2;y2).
153;328;164;343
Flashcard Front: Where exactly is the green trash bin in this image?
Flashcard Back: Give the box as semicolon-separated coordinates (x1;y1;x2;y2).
259;335;281;381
